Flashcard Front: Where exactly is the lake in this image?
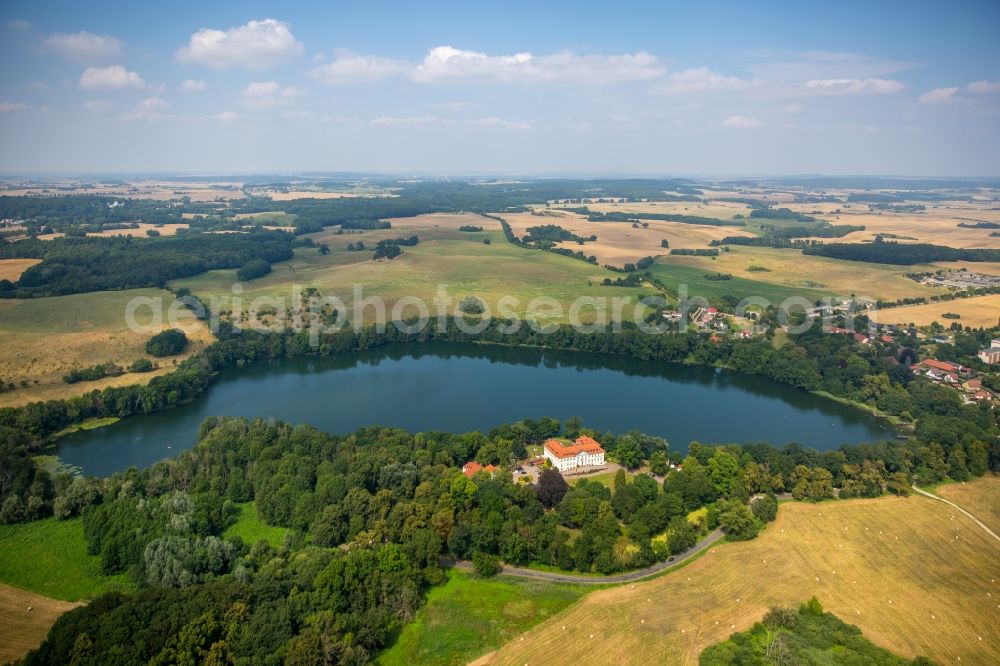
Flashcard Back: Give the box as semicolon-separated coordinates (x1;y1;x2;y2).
56;342;892;476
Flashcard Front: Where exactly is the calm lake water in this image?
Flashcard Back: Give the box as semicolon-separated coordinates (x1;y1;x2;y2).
56;343;891;476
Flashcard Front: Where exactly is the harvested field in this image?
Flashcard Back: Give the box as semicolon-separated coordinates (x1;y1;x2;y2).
869;293;1000;328
936;475;1000;535
0;258;40;281
0;584;80;664
475;494;1000;665
501;209;752;267
85;222;189;237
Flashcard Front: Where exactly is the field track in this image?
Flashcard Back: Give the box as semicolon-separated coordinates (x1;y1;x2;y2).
473;493;1000;665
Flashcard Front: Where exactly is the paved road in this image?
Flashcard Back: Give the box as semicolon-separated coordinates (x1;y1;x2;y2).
912;484;1000;542
448;528;725;584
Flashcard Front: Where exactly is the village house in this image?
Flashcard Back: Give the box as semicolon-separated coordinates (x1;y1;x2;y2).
543;436;606;472
461;461;497;479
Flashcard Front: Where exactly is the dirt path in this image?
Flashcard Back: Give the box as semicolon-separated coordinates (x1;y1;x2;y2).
450;528;725;584
912;484;1000;542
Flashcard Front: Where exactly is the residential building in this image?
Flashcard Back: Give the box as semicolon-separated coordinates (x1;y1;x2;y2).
979;339;1000;365
543;436;606;472
461;461;497;479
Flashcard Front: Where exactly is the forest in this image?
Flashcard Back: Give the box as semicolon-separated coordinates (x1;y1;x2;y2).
0;231;294;297
804;239;1000;265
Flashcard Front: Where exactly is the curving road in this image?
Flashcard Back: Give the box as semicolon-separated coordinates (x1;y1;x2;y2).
447;528;725;585
911;484;1000;542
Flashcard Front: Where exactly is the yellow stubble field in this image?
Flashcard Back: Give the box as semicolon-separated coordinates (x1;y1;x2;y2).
476;494;1000;666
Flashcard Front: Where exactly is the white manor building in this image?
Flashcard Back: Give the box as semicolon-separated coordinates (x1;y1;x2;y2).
543;436;606;472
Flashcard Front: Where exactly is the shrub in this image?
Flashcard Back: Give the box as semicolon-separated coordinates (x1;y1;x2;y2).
472;551;502;578
459;296;486;314
129;358;155;373
145;329;188;357
236;258;272;281
750;495;778;522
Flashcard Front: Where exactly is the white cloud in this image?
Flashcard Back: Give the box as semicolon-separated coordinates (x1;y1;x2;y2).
471;116;533;130
5;20;31;31
240;81;303;108
966;80;1000;95
919;86;958;105
746;51;912;82
136;97;168;112
652;67;758;94
44;31;122;62
79;66;146;90
0;102;30;112
803;78;904;95
214;110;239;121
412;46;664;84
370;114;531;129
372;115;449;126
779;103;804;114
25;81;52;91
438;101;479;111
179;79;207;92
310;52;409;84
723;115;761;128
82;99;113;112
176;18;303;69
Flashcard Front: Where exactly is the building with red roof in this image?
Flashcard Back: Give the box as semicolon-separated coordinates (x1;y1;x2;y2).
543;436;606;472
461;461;497;479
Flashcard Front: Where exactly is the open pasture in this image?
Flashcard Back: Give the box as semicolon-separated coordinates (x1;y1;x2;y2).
475;494;1000;665
657;246;939;302
0;288;214;407
869;293;1000;328
172;213;653;324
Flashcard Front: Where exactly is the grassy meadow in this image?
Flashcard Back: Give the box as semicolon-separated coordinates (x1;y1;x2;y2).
0;517;132;601
222;502;290;548
379;570;588;666
653;246;940;303
171;213;653;325
474;493;1000;665
0;288;214;407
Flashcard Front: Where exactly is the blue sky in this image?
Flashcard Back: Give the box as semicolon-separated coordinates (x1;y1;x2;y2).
1;0;998;176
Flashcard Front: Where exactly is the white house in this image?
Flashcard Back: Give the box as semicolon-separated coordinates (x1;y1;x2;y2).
543;436;606;472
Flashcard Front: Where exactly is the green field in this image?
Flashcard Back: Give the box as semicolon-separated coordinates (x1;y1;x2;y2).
172;215;653;324
649;259;834;305
378;570;588;665
232;211;298;226
222;502;290;548
0;518;132;601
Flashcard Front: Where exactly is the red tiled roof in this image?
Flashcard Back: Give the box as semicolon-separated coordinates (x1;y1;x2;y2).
462;461;497;478
544;437;605;459
920;359;960;373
